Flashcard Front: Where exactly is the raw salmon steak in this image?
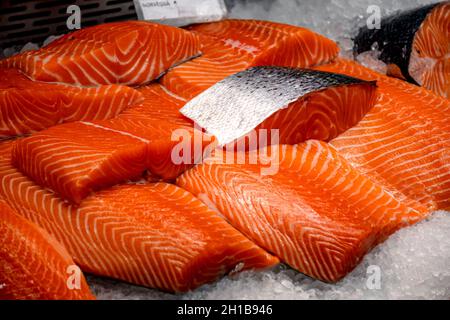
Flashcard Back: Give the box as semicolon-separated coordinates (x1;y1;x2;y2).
0;21;201;86
0;199;94;300
180;67;377;146
12;67;377;204
161;19;339;99
315;59;450;210
0;142;278;292
176;141;429;282
0;68;143;137
12;84;213;204
354;2;450;98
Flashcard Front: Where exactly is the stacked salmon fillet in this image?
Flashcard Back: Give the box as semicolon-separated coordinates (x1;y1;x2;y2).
0;19;448;299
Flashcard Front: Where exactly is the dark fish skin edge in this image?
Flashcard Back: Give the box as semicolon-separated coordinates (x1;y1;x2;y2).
353;2;442;84
221;66;377;99
180;66;377;146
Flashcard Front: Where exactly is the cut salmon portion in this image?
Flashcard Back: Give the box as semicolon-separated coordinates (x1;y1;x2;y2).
12;84;214;204
0;68;143;137
12;121;149;204
315;59;450;210
0;143;278;292
161;34;249;99
12;67;377;204
161;20;339;99
180;66;377;146
410;2;450;98
354;2;449;98
189;20;339;68
124;84;190;126
0;199;94;300
0;21;201;86
255;83;376;144
176;141;429;283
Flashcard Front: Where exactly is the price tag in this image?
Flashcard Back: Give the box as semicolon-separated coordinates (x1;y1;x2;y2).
134;0;227;26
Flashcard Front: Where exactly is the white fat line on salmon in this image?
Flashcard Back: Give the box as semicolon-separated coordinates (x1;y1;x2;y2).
180;67;373;146
159;84;187;102
79;121;150;144
154;52;203;84
170;126;280;176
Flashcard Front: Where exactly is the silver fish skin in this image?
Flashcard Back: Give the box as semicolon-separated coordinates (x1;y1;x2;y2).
180;66;375;145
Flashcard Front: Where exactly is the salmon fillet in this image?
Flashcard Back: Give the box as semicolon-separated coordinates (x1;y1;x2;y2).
13;68;377;204
176;141;429;282
0;141;278;292
180;66;377;146
0;199;94;300
0;21;201;86
315;59;450;210
12;84;213;204
161;19;339;99
0;68;143;137
161;34;247;100
410;2;450;98
354;2;449;98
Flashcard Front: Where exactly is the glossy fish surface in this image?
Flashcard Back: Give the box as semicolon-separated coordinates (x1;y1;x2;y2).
315;58;450;211
11;84;213;204
0;21;201;86
0;198;94;300
354;2;449;98
177;141;429;283
0;141;278;293
161;19;339;99
0;68;143;138
181;66;377;145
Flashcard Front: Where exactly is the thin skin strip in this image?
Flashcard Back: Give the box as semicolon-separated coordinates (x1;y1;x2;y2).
161;20;339;99
12;79;375;204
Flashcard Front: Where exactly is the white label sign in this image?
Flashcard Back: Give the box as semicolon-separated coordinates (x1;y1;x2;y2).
134;0;227;26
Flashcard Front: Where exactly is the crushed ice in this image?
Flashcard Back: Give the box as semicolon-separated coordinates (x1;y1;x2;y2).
90;211;450;300
227;0;442;70
2;0;442;66
1;0;447;299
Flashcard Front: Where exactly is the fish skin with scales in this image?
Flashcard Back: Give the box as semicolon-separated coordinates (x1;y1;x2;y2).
354;2;441;80
353;1;449;98
180;66;377;145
